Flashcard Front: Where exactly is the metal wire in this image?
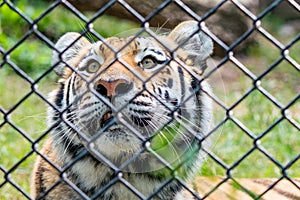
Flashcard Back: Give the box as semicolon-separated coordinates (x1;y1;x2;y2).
0;0;299;199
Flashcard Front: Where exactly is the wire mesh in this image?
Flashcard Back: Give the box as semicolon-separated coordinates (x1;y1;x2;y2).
0;0;299;199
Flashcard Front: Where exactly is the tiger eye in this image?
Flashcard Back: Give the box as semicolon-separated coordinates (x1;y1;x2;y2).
141;57;156;69
87;61;100;73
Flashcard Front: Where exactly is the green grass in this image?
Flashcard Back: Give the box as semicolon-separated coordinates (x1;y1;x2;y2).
0;0;139;79
0;69;51;199
201;35;300;178
1;1;299;199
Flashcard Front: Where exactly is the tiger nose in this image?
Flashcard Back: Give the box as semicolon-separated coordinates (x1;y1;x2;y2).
95;79;132;97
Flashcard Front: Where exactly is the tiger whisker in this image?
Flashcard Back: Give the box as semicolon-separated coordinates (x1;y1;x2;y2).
150;112;195;152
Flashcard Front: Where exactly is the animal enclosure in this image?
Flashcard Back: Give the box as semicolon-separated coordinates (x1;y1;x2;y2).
0;0;299;199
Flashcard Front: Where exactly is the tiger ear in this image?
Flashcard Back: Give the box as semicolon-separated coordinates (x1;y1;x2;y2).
168;21;213;71
52;32;91;77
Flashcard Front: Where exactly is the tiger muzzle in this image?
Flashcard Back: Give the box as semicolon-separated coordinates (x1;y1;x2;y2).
95;79;133;98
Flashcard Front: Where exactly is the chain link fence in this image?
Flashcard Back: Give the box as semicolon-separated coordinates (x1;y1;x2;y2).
0;0;299;199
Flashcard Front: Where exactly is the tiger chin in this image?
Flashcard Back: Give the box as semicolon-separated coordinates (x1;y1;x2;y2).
31;21;214;200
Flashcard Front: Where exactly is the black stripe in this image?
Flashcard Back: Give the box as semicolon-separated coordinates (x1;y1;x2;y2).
142;55;166;65
81;48;94;62
54;83;64;107
37;163;47;196
166;68;171;75
66;77;72;107
168;79;173;88
177;66;185;103
80;102;101;110
191;76;199;90
132;101;151;106
131;115;151;127
156;182;182;200
72;75;76;96
130;109;150;115
66;75;77;119
52;83;65;124
134;41;138;50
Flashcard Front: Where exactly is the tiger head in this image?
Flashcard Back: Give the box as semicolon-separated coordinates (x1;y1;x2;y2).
49;21;213;173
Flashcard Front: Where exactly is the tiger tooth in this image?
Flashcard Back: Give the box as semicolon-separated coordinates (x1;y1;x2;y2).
100;111;114;128
103;113;112;121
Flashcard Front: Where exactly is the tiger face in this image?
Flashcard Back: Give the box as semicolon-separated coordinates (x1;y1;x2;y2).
49;21;213;173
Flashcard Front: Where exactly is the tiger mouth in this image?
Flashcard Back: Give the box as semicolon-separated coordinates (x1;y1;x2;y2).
100;111;115;128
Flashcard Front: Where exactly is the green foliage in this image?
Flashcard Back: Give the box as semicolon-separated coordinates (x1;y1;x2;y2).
151;123;181;151
150;122;202;179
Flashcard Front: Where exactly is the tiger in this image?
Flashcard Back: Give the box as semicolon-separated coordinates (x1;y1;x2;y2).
30;21;214;200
